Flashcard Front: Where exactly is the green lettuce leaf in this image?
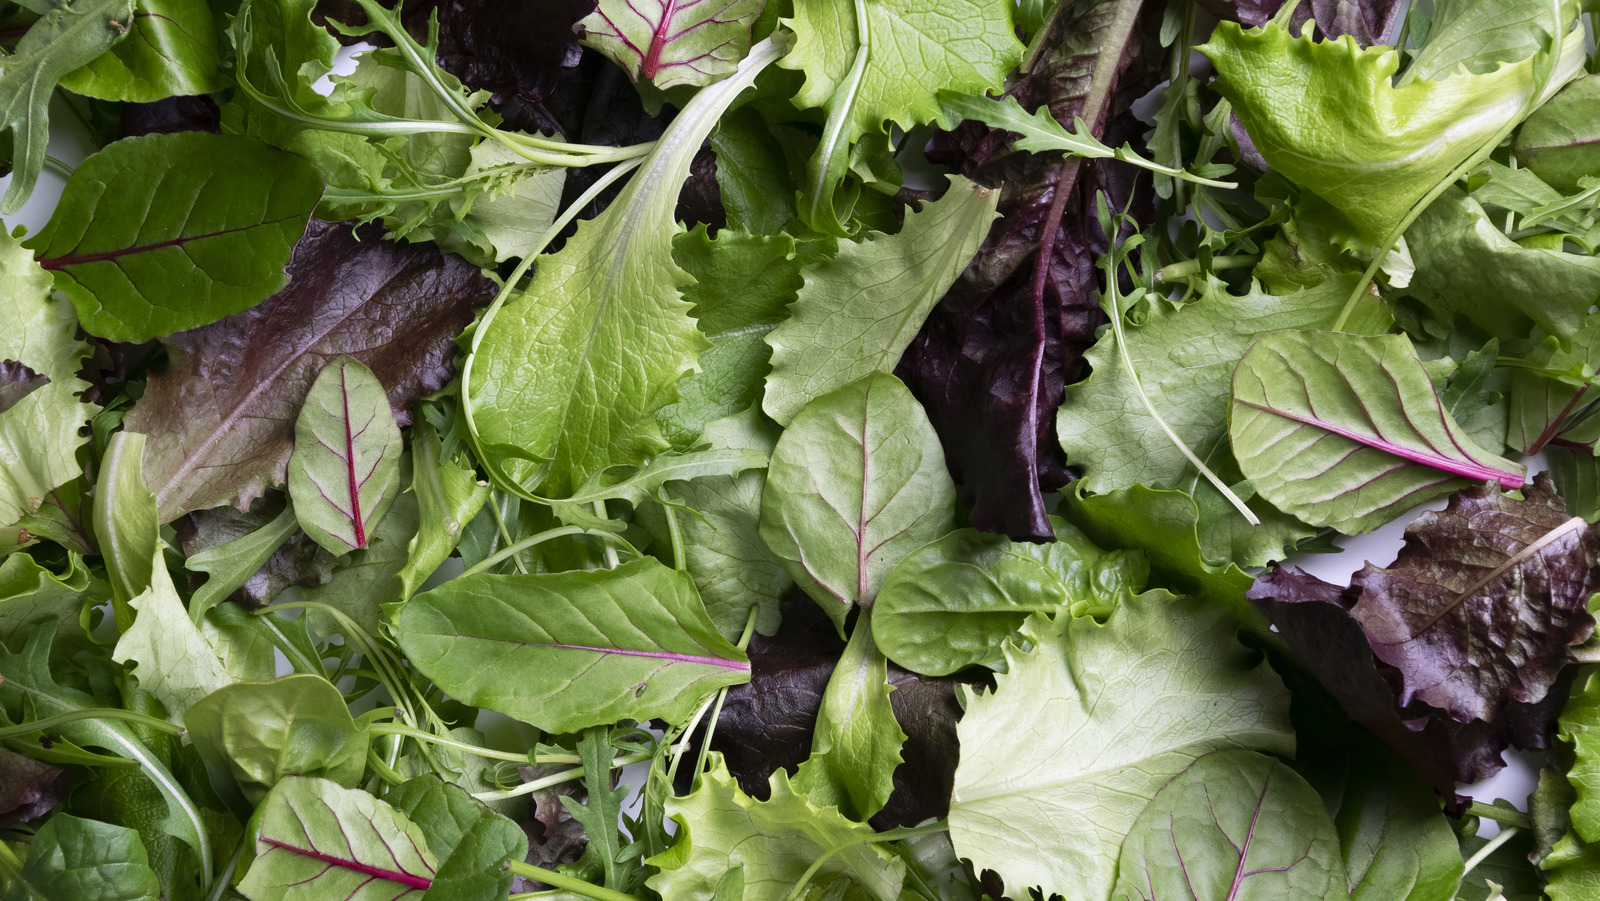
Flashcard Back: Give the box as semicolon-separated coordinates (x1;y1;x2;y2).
578;0;765;90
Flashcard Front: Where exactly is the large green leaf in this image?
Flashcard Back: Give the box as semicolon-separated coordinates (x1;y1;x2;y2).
287;357;404;555
792;614;905;822
0;230;92;551
238;776;437;901
393;557;750;732
1331;741;1464;901
578;0;765;90
1111;751;1343;901
1514;74;1600;192
948;595;1295;901
762;176;998;426
1229;330;1525;534
872;516;1145;676
398;418;488;600
0;0;135;213
758;373;956;629
0;814;160;901
647;756;906;901
385;777;528;901
24;132;322;343
470;38;784;497
57;0;223;101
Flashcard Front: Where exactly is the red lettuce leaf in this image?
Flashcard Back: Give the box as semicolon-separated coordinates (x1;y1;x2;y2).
177;493;337;609
0;359;48;416
898;0;1162;541
125;220;493;523
0;746;69;824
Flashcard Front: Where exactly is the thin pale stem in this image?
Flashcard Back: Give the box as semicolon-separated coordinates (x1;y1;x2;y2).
504;861;641;901
1462;827;1521;876
0;708;185;741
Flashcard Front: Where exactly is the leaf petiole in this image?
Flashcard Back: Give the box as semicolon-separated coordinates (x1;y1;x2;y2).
0;707;185;741
504;860;642;901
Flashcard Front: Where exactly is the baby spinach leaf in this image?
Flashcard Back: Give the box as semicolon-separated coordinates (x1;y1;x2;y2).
647;755;907;901
125;220;491;523
398;418;488;600
948;594;1295;901
287;357;404;556
1112;750;1343;901
0;814;160;901
1330;744;1464;901
386;777;528;901
238;775;437;901
578;0;765;91
1229;330;1525;534
763;176;999;426
58;0;224;101
394;557;749;732
873;516;1146;676
758;373;956;630
183;676;368;809
792;614;905;822
0;0;135;214
1514;74;1600;192
25;132;322;343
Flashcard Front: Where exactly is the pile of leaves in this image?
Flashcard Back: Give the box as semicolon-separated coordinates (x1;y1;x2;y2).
1;0;1600;899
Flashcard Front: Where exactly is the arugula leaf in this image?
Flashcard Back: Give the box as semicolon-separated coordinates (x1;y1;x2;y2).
579;0;765;90
763;176;999;426
1229;330;1525;534
1514;74;1600;192
287;357;405;555
0;814;160;901
758;372;956;630
948;594;1294;901
394;557;750;732
57;0;224;101
559;728;631;891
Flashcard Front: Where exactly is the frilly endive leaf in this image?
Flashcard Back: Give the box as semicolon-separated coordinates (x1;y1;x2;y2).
578;0;765;91
1229;330;1525;534
287;357;404;555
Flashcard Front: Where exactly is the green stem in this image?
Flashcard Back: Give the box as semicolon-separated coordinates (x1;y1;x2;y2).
0;841;37;901
0;708;185;741
1462;826;1521;876
1155;255;1259;283
459;525;635;578
504;861;641;901
486;492;530;575
1466;802;1532;830
471;752;654;802
595;502;621;568
366;749;405;786
782;823;951;901
368;723;530;763
661;488;687;573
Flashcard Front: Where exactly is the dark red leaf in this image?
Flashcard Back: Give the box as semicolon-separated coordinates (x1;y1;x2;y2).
1194;0;1404;44
0;359;48;415
0;746;69;824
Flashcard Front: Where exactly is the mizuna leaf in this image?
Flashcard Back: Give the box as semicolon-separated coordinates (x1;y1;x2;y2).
238;776;437;901
57;0;225;102
124;220;492;524
287;357;404;555
24;132;323;343
578;0;766;91
1110;750;1344;901
1229;330;1526;534
0;814;160;901
758;373;956;630
0;0;135;214
1346;474;1599;724
393;557;750;732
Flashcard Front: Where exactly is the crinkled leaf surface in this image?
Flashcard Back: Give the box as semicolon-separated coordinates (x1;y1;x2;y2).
1229;330;1525;534
1564;668;1600;843
949;595;1295;901
1347;475;1599;723
1514;74;1600;192
758;373;956;629
579;0;765;91
287;357;403;555
125;220;491;523
25;132;322;343
873;516;1147;676
763;176;999;426
58;0;224;101
471;39;783;497
1;814;160;901
394;557;749;732
647;756;906;901
239;775;437;901
1111;750;1343;901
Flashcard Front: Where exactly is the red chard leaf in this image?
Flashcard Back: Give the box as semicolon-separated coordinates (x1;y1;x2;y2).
125;220;493;524
578;0;766;91
287;356;405;554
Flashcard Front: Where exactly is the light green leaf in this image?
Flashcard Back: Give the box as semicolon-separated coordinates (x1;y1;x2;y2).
0;229;93;550
23;132;320;343
0;553;94;648
647;756;906;901
579;0;765;90
1111;751;1343;901
0;0;135;213
758;373;956;629
386;777;528;901
288;357;404;556
470;38;786;496
398;419;488;600
1406;0;1579;82
559;728;631;891
763;175;998;426
183;506;298;624
0;814;160;901
948;595;1295;901
1561;667;1600;842
1229;330;1526;534
792;614;905;822
183;676;368;809
302;482;418;639
873;517;1145;677
1514;74;1600;192
58;0;223;101
441;141;564;264
238;776;437;901
393;557;750;732
1201;7;1580;244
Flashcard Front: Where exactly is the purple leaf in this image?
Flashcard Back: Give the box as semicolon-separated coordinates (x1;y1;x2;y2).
0;746;69;824
1195;0;1405;45
0;359;48;415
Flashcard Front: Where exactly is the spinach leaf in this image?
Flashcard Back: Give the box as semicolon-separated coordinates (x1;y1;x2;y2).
0;814;160;901
58;0;223;101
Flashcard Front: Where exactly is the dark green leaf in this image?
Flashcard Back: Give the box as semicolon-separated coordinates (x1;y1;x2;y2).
1;814;160;901
386;777;528;901
1514;74;1600;192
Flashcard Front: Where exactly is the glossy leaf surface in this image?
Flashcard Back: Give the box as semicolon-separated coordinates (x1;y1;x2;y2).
58;0;224;101
1;814;160;901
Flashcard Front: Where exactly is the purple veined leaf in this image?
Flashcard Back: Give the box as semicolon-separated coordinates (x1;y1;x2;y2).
578;0;766;91
1229;330;1526;534
237;776;438;901
0;359;48;416
1110;750;1344;901
287;357;404;555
